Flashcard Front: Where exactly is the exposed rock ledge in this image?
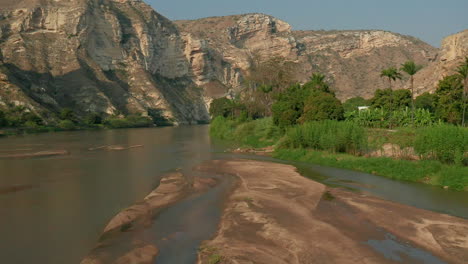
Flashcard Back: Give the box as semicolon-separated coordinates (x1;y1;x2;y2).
196;160;468;264
81;172;218;264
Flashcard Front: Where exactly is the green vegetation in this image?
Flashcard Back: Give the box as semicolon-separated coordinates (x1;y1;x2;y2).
414;124;467;165
456;57;468;127
435;74;465;124
380;67;402;89
209;61;468;191
345;107;434;128
281;121;367;155
0;106;160;135
273;149;468;191
198;245;223;264
400;60;424;125
208;254;222;264
343;97;368;112
210;116;281;147
103;115;153;129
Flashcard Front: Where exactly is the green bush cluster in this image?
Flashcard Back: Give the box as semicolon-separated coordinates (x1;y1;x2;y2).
274;149;468;191
0;105;158;133
210;116;282;148
104;115;153;129
345;107;435;128
414;124;467;165
281;120;368;155
0;106;44;127
272;82;344;128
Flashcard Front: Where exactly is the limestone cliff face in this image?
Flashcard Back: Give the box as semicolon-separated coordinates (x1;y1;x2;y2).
0;2;464;121
176;14;438;100
0;0;209;124
413;30;468;95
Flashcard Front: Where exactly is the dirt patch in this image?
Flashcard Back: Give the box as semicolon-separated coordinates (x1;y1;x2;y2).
196;159;468;264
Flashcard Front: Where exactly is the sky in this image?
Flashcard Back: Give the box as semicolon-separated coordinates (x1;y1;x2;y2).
146;0;468;47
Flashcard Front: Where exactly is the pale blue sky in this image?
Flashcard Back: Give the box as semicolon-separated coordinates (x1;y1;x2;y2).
146;0;467;47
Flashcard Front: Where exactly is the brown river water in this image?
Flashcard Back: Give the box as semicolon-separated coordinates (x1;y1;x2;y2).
0;126;466;264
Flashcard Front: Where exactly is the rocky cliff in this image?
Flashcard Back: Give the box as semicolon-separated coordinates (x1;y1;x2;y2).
175;14;439;100
0;0;210;124
0;1;464;122
413;29;468;95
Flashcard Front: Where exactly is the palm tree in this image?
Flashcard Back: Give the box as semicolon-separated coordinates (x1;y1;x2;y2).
401;61;423;126
380;67;402;89
307;73;331;93
310;73;326;83
456;57;468;127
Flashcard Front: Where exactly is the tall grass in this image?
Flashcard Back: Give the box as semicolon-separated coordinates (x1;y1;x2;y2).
345;108;435;128
210;116;236;140
274;148;468;191
210;116;282;147
414;124;467;165
281;120;368;155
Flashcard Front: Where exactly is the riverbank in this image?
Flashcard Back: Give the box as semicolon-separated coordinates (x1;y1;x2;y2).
81;171;218;264
211;117;468;191
196;159;468;264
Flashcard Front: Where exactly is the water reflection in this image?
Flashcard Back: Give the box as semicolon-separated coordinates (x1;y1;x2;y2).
0;126;467;264
0;126;213;264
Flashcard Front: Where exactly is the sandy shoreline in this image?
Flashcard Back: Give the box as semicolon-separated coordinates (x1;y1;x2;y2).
81;172;218;264
196;159;468;264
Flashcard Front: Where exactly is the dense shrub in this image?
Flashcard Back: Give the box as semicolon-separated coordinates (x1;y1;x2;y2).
272;84;308;128
210;116;282;147
59;108;76;122
84;113;103;126
415;92;436;112
342;97;369;112
370;89;411;111
0;110;6;127
58;120;75;130
434;75;464;124
210;97;235;118
104;115;153;129
209;116;236;140
281;120;368;155
272;79;342;128
209;97;247;119
414;124;467;165
299;92;344;123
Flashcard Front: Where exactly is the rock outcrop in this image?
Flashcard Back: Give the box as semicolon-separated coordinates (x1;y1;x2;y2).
0;1;464;121
175;14;439;101
0;0;210;124
413;29;468;95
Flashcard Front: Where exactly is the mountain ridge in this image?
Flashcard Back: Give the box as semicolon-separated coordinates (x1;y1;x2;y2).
0;2;465;124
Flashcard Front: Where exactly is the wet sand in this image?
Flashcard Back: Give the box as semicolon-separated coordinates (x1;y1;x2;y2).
196;160;468;264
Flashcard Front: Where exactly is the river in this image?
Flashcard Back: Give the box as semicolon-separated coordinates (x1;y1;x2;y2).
0;126;466;264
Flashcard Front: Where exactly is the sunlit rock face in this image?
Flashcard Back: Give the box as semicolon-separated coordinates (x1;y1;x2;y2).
0;0;209;124
0;0;463;121
412;30;468;95
175;13;440;101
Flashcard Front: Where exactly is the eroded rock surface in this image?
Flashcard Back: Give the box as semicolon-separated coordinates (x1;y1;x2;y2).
176;14;439;100
0;0;210;124
197;160;468;264
81;171;219;264
0;0;465;120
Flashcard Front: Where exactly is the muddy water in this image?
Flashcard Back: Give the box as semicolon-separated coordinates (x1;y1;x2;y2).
0;127;467;264
0;126;218;264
